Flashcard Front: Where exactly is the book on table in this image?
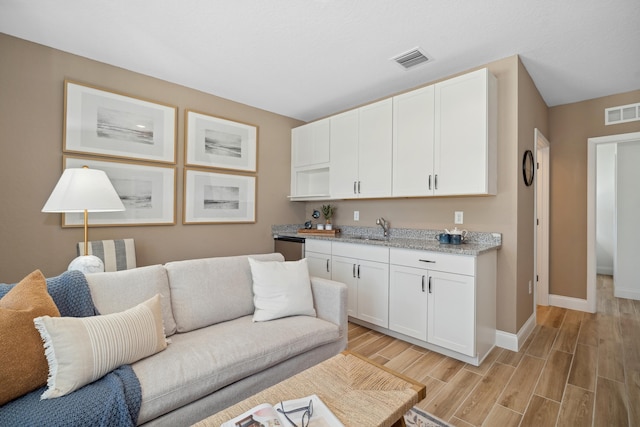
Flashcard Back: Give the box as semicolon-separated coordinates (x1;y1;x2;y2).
221;394;344;427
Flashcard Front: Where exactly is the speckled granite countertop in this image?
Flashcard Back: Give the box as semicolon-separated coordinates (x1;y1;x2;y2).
272;224;501;256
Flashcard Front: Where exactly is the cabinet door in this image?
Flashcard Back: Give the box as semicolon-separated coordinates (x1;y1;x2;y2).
389;265;428;340
331;256;358;317
358;99;393;198
306;252;331;280
392;85;435;197
330;110;359;198
356;259;389;328
434;68;496;196
292;118;330;168
427;271;475;356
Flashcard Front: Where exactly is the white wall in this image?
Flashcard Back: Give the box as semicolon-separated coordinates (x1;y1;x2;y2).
596;144;615;275
615;140;640;299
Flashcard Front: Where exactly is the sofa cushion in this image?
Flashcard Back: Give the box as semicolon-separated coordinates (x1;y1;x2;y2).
34;294;167;399
132;314;340;424
249;258;316;321
85;264;177;336
165;253;284;332
0;270;60;405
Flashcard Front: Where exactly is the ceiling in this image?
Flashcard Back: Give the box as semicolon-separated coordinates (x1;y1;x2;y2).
1;0;638;122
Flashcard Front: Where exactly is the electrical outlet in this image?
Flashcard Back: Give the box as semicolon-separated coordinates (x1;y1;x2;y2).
528;280;532;294
354;211;359;221
454;211;464;224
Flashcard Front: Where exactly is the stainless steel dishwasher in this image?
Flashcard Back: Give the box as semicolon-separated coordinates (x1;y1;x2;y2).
273;235;305;261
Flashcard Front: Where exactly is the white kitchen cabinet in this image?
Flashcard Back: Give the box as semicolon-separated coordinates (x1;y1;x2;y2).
388;247;496;364
427;270;475;356
330;99;392;199
434;68;497;196
289;118;331;200
331;242;390;327
392;85;436;197
389;265;428;341
305;239;331;280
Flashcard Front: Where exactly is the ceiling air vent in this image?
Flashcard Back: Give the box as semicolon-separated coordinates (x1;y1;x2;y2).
391;48;432;70
605;102;640;125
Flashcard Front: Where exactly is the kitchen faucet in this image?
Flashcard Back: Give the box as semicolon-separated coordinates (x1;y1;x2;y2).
376;217;390;237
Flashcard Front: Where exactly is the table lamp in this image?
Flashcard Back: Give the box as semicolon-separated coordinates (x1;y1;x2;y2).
42;166;125;274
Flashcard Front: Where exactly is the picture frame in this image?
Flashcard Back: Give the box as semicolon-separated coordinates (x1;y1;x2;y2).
185;110;257;172
63;156;176;227
64;80;177;164
183;168;256;224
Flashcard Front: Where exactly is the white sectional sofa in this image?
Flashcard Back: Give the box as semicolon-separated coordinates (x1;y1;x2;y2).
84;252;348;426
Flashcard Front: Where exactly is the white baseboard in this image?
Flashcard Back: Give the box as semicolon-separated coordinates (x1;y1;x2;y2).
495;312;536;352
548;294;591;312
614;287;640;300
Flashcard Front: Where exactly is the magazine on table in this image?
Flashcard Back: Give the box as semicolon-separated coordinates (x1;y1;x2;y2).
220;394;344;427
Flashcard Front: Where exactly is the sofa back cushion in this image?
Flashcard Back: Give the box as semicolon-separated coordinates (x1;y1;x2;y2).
85;264;177;336
165;253;284;332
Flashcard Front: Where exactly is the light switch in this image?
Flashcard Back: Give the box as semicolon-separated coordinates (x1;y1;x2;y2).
454;211;463;224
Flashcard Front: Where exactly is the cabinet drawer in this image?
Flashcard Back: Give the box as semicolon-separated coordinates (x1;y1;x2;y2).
332;241;389;263
305;239;332;254
390;248;474;275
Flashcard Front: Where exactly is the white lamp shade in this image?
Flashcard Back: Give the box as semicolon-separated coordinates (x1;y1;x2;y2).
42;168;125;213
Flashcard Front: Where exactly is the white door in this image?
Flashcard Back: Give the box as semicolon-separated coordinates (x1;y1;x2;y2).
306;252;331;280
427;271;475;356
331;256;358;317
330;110;359;198
392;85;435;196
389;265;428;340
536;129;550;306
358;99;393;198
356;259;390;327
434;68;492;196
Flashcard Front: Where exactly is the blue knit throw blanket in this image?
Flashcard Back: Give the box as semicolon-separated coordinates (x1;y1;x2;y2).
0;270;142;427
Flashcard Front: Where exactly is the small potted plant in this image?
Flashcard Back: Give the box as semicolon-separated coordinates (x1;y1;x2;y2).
321;204;335;230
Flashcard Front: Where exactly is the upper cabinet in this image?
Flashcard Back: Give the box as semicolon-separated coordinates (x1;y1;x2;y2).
290;68;497;201
289;118;331;200
330;99;393;199
433;68;497;196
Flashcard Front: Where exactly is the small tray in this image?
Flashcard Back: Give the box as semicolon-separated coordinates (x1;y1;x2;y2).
297;228;341;236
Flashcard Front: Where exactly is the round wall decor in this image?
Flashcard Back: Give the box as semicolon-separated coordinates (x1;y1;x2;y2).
522;150;535;186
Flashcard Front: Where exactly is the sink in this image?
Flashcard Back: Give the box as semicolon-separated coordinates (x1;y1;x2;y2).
348;235;388;242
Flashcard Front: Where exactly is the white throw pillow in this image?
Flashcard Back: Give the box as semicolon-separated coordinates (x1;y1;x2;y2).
249;258;316;322
33;294;168;399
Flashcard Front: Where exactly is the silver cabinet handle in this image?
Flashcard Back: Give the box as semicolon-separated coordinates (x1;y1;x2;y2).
419;259;435;263
357;264;361;279
353;181;357;194
428;276;432;293
428;175;432;190
326;259;330;273
357;181;361;194
352;264;356;278
435;174;438;190
422;275;425;292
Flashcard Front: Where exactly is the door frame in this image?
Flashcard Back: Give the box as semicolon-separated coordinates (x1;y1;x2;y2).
534;129;550;306
587;131;640;312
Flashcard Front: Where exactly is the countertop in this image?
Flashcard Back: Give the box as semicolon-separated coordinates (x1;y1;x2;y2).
273;225;501;256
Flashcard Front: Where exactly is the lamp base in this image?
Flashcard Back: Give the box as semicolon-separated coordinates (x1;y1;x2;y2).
68;255;105;274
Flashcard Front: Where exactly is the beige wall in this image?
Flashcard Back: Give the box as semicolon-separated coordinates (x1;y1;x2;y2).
0;34;305;283
548;90;640;299
302;55;545;334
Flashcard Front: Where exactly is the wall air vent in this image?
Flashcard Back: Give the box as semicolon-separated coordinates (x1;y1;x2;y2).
391;47;433;70
605;102;640;125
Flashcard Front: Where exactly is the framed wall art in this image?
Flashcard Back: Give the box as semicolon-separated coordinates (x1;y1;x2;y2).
183;168;256;224
185;110;257;172
63;156;176;226
64;80;177;164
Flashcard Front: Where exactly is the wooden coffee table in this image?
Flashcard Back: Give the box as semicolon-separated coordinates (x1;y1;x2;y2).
193;351;426;427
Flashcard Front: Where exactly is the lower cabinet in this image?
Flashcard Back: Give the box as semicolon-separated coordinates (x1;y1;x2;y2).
305;240;332;279
389;265;428;341
331;242;389;328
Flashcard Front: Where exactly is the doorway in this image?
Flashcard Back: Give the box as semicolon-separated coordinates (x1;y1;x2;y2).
535;129;550;307
587;131;640;312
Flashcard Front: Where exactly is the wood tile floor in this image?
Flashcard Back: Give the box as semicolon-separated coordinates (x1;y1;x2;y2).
347;275;640;426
